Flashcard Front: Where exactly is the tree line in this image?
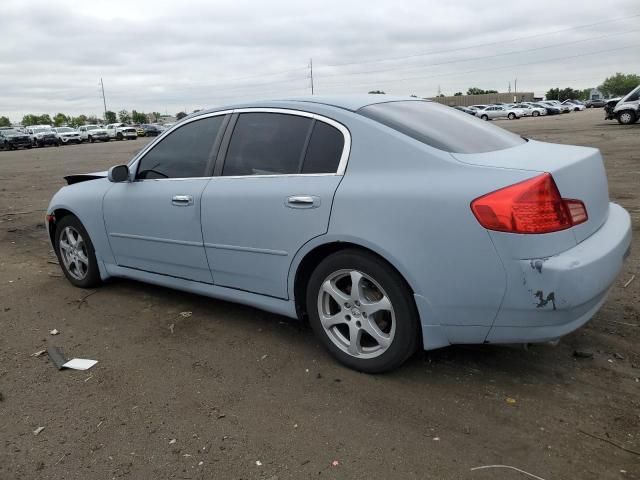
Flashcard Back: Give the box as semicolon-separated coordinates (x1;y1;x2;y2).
4;110;189;128
368;72;639;101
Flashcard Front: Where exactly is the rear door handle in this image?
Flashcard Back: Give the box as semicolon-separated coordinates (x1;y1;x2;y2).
286;195;320;209
172;195;194;206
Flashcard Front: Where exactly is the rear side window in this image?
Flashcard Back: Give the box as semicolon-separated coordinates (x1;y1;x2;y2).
358;101;525;153
223;113;312;176
137;116;224;179
301;121;344;174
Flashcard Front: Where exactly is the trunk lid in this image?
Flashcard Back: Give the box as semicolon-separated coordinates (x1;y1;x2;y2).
452;140;610;249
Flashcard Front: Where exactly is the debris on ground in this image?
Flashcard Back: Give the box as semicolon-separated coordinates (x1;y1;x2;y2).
33;426;45;436
31;349;46;357
46;346;97;370
0;392;4;402
613;353;624;360
573;350;594;359
256;460;263;466
169;439;176;444
62;358;98;370
260;354;268;361
331;460;339;467
623;274;635;288
168;323;175;334
179;311;192;318
49;329;60;335
506;397;517;405
471;465;546;480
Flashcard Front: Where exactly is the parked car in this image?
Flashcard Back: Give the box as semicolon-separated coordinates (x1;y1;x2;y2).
105;123;137;141
537;102;564;115
142;124;163;136
545;100;571;113
515;103;546;117
27;126;58;147
604;98;622;120
475;105;522;120
79;125;110;143
453;106;477;116
562;100;586;111
610;85;640;125
585;99;606;108
54;127;82;145
44;96;632;372
0;128;32;150
131;124;146;137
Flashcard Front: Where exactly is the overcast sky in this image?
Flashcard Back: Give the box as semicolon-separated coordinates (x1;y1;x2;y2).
1;0;638;120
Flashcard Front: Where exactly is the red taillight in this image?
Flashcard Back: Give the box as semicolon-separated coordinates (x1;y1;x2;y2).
471;173;588;234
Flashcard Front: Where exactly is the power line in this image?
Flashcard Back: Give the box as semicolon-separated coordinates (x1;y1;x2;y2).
318;44;638;90
320;13;640;69
316;28;640;80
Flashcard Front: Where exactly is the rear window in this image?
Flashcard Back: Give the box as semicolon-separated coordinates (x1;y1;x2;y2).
358;101;526;153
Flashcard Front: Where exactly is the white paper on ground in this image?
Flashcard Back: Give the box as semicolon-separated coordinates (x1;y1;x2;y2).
62;358;98;370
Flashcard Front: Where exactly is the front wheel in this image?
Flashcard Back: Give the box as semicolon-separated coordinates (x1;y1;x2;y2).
54;216;101;288
617;110;637;125
116;133;123;140
481;114;489;121
508;112;516;120
306;249;419;373
532;111;539;117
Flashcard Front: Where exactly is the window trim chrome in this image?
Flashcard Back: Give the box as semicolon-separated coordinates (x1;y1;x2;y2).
128;107;351;180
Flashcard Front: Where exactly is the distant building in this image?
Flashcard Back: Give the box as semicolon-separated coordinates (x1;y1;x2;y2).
587;88;606;100
429;91;534;107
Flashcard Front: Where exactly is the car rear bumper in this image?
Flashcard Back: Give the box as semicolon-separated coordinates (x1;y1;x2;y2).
485;202;631;344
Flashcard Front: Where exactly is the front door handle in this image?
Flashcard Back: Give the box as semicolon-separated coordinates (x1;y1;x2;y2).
172;195;194;206
286;195;320;209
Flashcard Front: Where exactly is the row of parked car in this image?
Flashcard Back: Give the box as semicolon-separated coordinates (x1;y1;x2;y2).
454;99;588;121
0;122;169;150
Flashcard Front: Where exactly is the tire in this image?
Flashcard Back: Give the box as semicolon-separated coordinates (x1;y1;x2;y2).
2;141;8;151
54;215;101;289
481;115;489;121
116;132;123;140
306;249;420;373
532;111;539;117
617;110;636;125
89;136;94;143
26;145;32;149
508;112;516;120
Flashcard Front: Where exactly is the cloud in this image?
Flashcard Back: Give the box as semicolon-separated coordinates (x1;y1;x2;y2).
0;0;638;120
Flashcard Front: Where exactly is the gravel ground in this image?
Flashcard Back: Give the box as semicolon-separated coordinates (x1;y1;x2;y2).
0;108;638;480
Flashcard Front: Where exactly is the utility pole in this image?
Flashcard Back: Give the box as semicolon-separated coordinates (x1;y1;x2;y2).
309;58;314;95
100;78;108;122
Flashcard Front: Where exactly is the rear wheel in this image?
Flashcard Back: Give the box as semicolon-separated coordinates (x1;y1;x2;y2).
89;135;94;143
481;114;489;121
116;132;123;140
306;249;419;373
532;111;539;117
508;112;516;120
617;110;637;125
54;216;101;288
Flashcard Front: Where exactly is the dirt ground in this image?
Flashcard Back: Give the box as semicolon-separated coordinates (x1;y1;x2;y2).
0;108;638;480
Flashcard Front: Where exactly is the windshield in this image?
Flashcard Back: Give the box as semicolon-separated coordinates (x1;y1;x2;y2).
86;125;99;130
622;85;640;102
33;127;51;133
57;127;73;132
3;129;20;135
358;101;526;154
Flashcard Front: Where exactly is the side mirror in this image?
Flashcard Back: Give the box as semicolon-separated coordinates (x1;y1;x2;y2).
108;165;130;183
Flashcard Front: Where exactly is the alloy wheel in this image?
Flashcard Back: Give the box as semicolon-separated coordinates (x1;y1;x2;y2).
317;269;396;359
59;226;89;280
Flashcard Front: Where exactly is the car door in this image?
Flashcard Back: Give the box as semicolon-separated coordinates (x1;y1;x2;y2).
201;109;349;299
102;113;228;283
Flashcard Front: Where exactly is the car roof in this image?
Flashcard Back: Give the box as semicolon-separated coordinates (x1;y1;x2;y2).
195;95;427;116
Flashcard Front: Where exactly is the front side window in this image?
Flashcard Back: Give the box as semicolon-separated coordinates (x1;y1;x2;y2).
358;101;526;154
136;115;224;179
222;113;312;176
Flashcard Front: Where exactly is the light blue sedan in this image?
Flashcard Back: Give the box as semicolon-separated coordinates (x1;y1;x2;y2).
46;96;632;372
